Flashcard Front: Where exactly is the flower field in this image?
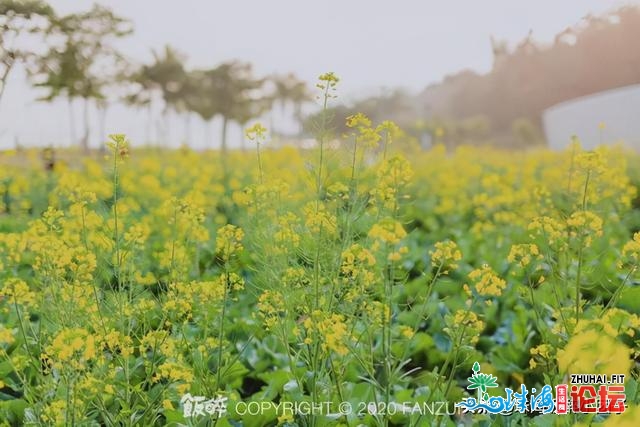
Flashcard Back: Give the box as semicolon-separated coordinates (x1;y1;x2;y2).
1;82;640;426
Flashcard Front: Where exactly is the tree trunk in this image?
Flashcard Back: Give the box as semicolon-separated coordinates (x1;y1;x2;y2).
184;113;191;146
81;97;90;152
294;102;303;136
145;103;153;144
220;116;229;153
240;122;247;151
162;107;170;147
205;119;213;148
98;101;108;154
68;98;76;147
269;108;275;138
0;56;14;108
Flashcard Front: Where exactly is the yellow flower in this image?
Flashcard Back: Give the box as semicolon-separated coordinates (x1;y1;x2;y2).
215;224;244;261
430;240;462;271
0;278;36;310
304;310;351;356
376;120;401;144
106;133;130;159
467;264;507;297
0;326;14;346
45;328;97;370
399;325;415;339
368;218;407;250
528;216;566;247
557;329;632;377
507;243;542;268
346;113;372;129
620;232;640;268
317;71;339;88
602;405;640;427
566;210;603;247
278;412;295;425
245;123;268;143
256;290;286;330
448;309;485;344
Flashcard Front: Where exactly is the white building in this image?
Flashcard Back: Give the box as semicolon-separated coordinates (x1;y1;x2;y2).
542;84;640;150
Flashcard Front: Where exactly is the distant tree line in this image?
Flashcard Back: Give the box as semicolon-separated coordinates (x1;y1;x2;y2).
420;6;640;142
306;6;640;148
0;0;312;151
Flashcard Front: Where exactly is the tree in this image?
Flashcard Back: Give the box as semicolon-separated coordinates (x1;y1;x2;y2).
183;68;217;146
31;4;131;150
231;90;269;150
125;46;188;144
185;61;262;151
0;0;53;105
268;73;311;136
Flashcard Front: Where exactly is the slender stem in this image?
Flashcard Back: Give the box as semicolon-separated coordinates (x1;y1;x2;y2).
575;170;590;324
216;264;230;391
350;135;358;184
316;85;330;199
113;150;120;291
383;131;389;162
170;202;178;283
603;266;635;313
256;143;263;184
383;261;392;427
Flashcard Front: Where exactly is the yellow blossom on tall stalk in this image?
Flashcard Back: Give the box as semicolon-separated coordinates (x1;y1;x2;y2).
153;361;194;394
557;329;632;378
467;264;507;298
245;122;267;143
304;310;350;356
256;290;286;330
430;240;462;272
246;122;268;183
0;278;37;310
507;243;543;268
44;327;97;370
303;201;337;236
215;224;244;262
368;218;407;251
529;344;553;369
528;216;566;247
371;155;414;213
316;71;339;95
566;210;603;247
0;326;15;346
445;309;485;345
376;120;401;160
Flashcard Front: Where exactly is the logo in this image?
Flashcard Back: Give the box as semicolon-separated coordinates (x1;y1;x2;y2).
455;362;626;415
180;393;228;418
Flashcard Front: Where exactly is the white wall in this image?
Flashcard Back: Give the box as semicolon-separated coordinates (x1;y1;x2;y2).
542;84;640;150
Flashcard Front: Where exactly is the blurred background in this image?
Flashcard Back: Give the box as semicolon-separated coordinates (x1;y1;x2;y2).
1;0;640;151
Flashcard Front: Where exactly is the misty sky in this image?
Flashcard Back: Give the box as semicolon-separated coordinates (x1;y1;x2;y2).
1;0;637;149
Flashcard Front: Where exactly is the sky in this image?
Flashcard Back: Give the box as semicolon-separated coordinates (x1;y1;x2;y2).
1;0;637;149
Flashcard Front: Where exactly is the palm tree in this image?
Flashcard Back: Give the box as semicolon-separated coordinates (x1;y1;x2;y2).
268;73;311;136
123;66;157;144
142;45;188;145
185;61;262;152
31;4;131;150
124;46;189;145
231;93;269;150
183;68;217;146
0;0;54;106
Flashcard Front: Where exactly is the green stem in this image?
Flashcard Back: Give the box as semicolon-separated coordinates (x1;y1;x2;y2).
256;143;263;184
575;170;590;324
216;265;230;391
